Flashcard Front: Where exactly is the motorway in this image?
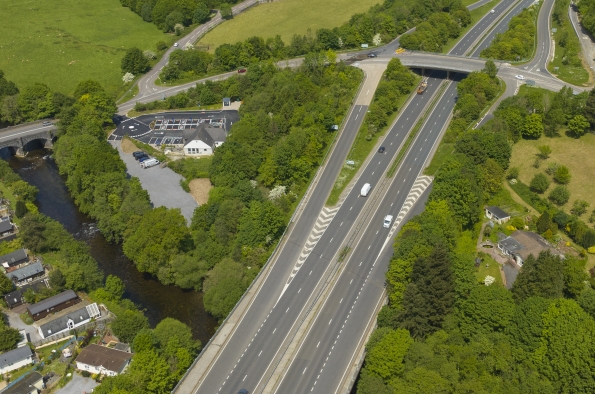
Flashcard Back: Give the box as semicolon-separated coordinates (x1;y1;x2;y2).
175;0;559;393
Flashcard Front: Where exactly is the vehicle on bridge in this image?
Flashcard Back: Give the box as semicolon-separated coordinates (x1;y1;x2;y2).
417;78;428;94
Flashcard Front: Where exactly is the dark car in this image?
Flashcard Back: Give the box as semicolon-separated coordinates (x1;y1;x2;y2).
238;68;247;73
238;390;248;394
367;53;377;58
378;146;385;153
132;151;146;159
138;156;151;163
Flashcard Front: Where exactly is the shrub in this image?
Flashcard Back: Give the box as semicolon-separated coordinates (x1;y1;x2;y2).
507;166;519;180
554;165;571;184
545;162;559;175
571;200;590;216
538;145;552;159
530;173;550;193
549;185;570;205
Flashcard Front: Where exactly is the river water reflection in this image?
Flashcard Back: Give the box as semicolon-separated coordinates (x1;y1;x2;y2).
3;149;216;342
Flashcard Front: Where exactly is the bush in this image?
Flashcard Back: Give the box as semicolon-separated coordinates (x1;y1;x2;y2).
530;173;550;193
554;165;571;184
549;185;571;205
571;200;590;216
81;371;91;378
15;199;27;218
507;166;519;180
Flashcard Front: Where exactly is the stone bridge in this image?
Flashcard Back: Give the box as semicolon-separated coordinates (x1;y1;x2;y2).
0;123;56;156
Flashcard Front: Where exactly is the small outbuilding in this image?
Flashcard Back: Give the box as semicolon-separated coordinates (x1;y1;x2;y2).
485;206;511;224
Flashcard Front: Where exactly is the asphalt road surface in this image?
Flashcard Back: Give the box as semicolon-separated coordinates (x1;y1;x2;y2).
0;121;55;144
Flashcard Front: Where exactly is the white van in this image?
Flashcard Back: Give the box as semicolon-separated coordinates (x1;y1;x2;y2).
141;159;160;169
383;215;393;228
361;183;371;197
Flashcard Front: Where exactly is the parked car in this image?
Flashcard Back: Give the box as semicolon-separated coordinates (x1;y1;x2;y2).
378;146;385;153
141;159;160;169
138;155;151;163
238;68;247;73
132;151;146;159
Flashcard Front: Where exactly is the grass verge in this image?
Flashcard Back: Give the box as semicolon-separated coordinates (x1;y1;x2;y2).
443;0;503;53
197;0;379;50
387;81;449;178
0;0;172;96
325;77;422;206
547;0;590;85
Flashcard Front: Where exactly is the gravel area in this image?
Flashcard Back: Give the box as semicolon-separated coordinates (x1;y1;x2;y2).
55;373;98;394
110;141;198;223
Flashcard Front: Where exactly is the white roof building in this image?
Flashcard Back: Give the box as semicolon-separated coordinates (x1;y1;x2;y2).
184;139;212;156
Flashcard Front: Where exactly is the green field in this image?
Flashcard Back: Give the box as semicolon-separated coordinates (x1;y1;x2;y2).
0;0;172;95
197;0;380;50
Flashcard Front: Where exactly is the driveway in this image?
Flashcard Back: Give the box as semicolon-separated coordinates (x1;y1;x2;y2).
5;305;42;343
55;373;98;394
110;141;198;223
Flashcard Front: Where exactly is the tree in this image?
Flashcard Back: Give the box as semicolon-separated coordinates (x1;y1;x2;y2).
220;3;232;19
507;166;519;179
48;268;66;291
105;275;125;300
398;244;455;338
553;165;571;184
0;273;13;294
112;310;150;343
534;299;595;392
522;113;544;138
11;180;38;202
132;328;158;353
0;326;22;352
530;173;550;194
457;285;515;338
536;211;553;234
73;80;104;100
548;185;570;205
193;3;210;24
365;329;413;380
585;88;595;130
127;350;175;392
14;199;27;218
121;47;150;75
571;199;590;216
578;288;595;319
568;114;590;137
563;257;588;298
537;144;552;159
203;258;246;320
483;59;498;78
153;318;200;355
512;251;565;302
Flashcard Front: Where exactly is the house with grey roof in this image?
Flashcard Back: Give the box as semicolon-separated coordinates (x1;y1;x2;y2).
0;346;34;374
27;290;80;321
7;262;44;287
2;371;44;394
3;280;48;309
37;303;101;339
75;344;132;376
485;206;511;225
498;230;564;267
183;123;226;156
0;248;28;269
0;216;17;242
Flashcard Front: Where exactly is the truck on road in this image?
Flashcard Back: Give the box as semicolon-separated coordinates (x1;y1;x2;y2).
417;78;428;94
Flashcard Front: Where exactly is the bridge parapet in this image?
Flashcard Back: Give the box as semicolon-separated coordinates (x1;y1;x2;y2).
0;129;55;156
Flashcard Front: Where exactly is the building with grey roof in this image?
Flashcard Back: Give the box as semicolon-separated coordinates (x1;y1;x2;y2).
485;206;511;225
0;216;16;241
0;248;28;268
27;289;80;321
7;262;44;287
4;280;48;309
2;371;43;394
0;346;34;374
38;303;101;339
498;230;564;267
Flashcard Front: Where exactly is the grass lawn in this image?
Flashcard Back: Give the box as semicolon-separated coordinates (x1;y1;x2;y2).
547;0;591;86
197;0;380;50
476;254;504;286
508;131;595;214
424;142;455;176
442;0;502;54
0;0;172;96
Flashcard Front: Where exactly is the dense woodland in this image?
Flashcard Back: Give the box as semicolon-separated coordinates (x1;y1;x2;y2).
578;0;595;37
357;67;595;393
481;7;537;61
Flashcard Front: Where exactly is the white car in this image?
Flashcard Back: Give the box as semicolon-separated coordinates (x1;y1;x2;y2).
490;9;495;13
383;215;393;228
515;75;525;80
174;43;179;47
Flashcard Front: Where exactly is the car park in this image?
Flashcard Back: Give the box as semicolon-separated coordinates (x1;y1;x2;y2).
515;75;525;80
238;68;247;73
383;215;393;228
378;146;385;153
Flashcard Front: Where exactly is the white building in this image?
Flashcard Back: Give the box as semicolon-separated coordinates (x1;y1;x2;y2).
184;139;212;156
37;303;101;339
75;344;132;376
0;346;34;374
183;124;226;157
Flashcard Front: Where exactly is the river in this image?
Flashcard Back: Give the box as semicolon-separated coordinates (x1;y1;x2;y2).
2;148;217;343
